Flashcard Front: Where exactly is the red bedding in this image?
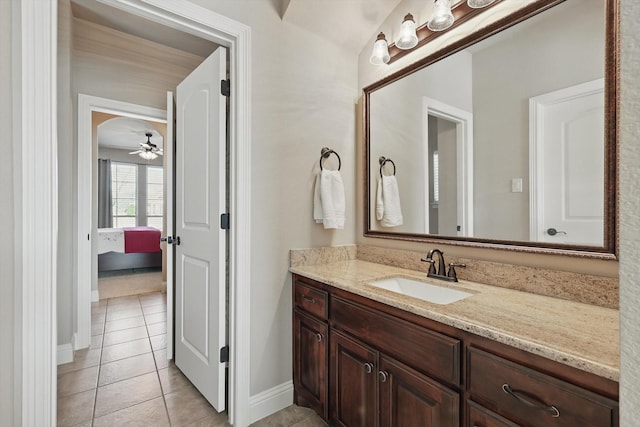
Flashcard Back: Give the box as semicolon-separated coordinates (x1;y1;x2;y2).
123;226;161;253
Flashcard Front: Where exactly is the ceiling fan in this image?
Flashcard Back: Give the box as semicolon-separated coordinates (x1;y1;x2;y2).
129;132;163;160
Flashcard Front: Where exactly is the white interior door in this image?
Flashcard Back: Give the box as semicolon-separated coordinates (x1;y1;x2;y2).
530;79;604;245
166;91;175;360
175;47;228;411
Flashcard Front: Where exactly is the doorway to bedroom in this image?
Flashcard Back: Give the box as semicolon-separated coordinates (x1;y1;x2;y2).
95;113;167;300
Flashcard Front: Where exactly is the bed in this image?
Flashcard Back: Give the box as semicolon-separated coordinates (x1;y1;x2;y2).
98;226;162;272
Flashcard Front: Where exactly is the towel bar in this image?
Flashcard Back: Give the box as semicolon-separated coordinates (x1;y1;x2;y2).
320;147;341;171
379;156;396;178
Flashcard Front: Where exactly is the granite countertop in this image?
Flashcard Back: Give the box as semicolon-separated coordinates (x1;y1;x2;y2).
290;259;619;381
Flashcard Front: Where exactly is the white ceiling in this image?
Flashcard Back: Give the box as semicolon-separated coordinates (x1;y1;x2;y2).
98;117;163;151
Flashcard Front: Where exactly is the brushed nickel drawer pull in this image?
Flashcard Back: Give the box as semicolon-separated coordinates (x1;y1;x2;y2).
364;362;374;374
315;333;323;342
502;384;560;418
302;295;316;304
378;371;388;382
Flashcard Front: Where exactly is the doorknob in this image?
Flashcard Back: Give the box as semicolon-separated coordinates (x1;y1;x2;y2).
546;228;567;236
160;236;181;245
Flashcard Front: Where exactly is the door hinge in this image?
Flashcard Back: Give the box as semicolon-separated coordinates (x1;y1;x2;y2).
220;213;230;230
221;79;230;97
220;345;229;363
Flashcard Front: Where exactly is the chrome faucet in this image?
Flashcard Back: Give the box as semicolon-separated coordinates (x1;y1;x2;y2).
421;248;466;282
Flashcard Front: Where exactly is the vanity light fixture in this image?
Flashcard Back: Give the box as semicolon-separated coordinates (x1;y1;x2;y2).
396;13;419;50
370;32;391;65
467;0;497;8
427;0;455;32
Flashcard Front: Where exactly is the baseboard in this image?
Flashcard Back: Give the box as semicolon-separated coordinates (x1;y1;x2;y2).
91;289;99;302
57;343;74;365
249;380;294;424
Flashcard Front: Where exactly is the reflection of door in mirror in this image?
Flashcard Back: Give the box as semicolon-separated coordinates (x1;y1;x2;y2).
529;79;604;246
427;116;458;237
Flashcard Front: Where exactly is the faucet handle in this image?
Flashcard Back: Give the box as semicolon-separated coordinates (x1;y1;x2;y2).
420;257;437;275
447;263;466;281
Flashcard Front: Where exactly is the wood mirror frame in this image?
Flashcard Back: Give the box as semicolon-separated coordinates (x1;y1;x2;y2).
364;0;618;259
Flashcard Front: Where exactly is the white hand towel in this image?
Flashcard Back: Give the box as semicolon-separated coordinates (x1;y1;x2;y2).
312;170;345;229
377;175;403;227
313;173;323;224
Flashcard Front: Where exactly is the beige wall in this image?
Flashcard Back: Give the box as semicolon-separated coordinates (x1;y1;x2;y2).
619;0;640;423
356;0;617;278
1;0;16;423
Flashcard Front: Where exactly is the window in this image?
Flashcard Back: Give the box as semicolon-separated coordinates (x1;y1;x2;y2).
147;166;164;231
111;162;137;228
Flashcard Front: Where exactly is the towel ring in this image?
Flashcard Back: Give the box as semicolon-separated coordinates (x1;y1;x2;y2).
320;147;341;171
379;156;396;178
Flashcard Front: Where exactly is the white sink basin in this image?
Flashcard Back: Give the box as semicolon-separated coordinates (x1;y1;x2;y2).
368;276;472;305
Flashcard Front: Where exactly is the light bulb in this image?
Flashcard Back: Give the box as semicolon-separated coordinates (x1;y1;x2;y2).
427;0;454;32
370;32;390;65
396;13;419;50
467;0;497;8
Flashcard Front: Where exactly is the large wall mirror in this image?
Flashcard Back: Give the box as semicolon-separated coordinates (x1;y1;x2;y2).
365;0;617;257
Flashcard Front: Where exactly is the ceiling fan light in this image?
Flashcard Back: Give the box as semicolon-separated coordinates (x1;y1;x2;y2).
396;13;419;50
139;151;158;160
370;32;390;65
467;0;497;8
427;0;454;32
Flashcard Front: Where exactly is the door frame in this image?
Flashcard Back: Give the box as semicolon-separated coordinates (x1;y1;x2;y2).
76;94;168;349
23;1;252;426
422;97;474;237
528;78;604;241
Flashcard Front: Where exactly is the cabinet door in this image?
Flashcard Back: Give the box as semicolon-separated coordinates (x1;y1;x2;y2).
293;311;328;419
379;356;459;427
467;400;520;427
330;330;378;427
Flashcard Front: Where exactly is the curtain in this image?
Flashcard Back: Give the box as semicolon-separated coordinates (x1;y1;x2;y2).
97;158;113;228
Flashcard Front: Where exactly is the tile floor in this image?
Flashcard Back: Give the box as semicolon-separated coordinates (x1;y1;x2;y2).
57;291;327;427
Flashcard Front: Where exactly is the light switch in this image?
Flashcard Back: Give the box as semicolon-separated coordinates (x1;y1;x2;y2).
511;178;523;193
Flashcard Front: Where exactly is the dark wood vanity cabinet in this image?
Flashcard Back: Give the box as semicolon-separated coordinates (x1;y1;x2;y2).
293;278;329;418
329;330;378;427
467;347;618;427
292;274;619;427
329;330;459;427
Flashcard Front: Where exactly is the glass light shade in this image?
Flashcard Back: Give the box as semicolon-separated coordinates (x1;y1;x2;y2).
370;32;390;65
427;0;454;32
139;151;158;160
396;13;419;50
467;0;497;8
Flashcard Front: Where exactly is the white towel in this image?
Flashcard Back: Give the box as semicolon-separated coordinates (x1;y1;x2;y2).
376;175;403;227
313;170;345;229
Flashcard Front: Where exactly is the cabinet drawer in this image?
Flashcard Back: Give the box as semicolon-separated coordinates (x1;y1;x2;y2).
331;296;461;386
294;280;328;320
467;347;618;427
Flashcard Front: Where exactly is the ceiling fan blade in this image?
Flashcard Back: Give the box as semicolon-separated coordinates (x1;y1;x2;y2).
156;151;163;156
129;150;143;154
141;143;151;149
